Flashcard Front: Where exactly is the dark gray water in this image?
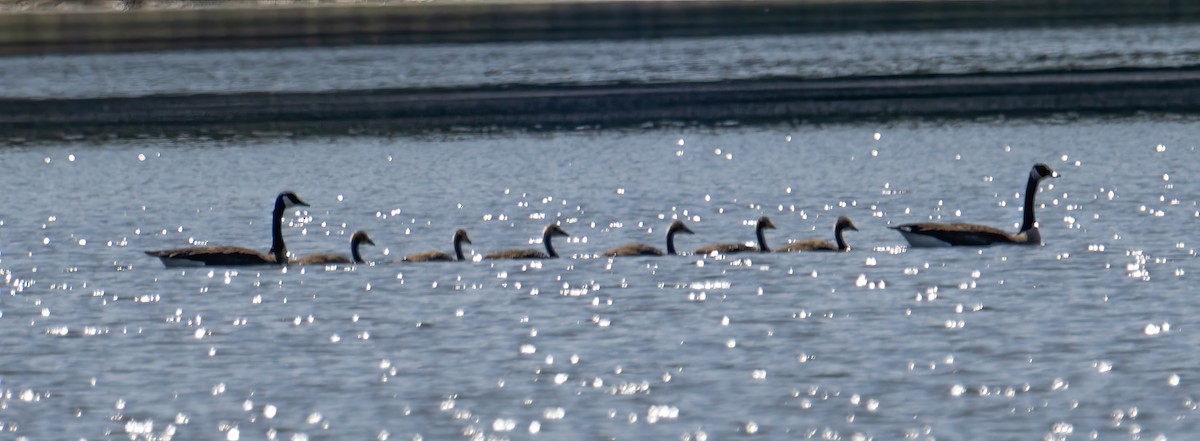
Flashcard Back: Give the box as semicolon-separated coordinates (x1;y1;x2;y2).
4;23;1200;98
1;115;1198;439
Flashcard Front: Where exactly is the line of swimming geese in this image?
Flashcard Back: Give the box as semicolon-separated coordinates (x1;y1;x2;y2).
145;163;1057;268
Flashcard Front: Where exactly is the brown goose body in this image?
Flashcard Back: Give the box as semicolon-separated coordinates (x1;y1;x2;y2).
404;229;473;262
292;253;351;265
778;216;858;252
694;242;757;254
695;216;775;255
486;248;552;260
605;243;665;256
485;223;569;260
403;251;454;262
145;246;275;266
604;220;694;257
293;230;375;265
144;191;308;267
891;163;1057;247
891;222;1029;247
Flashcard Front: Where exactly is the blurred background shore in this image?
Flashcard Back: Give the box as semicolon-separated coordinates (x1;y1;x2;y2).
3;0;1200;139
4;0;1200;55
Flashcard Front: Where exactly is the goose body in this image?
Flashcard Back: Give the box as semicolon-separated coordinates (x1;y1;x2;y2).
695;216;775;255
778;216;858;252
143;246;275;267
404;229;473;262
144;191;308;267
891;163;1057;247
604;220;694;257
485;223;569;259
293;230;375;265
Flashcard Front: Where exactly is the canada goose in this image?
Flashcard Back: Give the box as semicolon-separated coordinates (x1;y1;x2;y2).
695;216;775;255
293;230;375;265
144;191;309;267
484;223;569;259
603;220;694;256
403;229;473;262
891;163;1058;247
778;216;858;252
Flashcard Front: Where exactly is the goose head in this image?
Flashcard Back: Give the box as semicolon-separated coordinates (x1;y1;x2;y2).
835;216;858;233
453;228;473;245
544;223;570;239
278;191;310;208
351;230;375;247
756;216;776;231
1031;163;1058;180
667;220;695;236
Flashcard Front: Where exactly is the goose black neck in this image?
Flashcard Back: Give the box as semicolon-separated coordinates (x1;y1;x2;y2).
351;240;364;264
756;224;771;252
543;230;559;258
1020;172;1041;232
454;237;466;261
834;225;849;251
666;230;679;255
269;199;287;264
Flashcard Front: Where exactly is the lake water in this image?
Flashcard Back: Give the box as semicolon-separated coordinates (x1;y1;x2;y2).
3;22;1200;99
1;114;1199;440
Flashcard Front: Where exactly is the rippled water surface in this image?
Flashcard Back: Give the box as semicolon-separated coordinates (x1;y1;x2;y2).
4;22;1200;98
1;115;1200;440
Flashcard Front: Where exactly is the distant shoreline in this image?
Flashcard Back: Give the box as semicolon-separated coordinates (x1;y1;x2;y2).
5;67;1200;140
3;0;1200;56
5;0;1200;139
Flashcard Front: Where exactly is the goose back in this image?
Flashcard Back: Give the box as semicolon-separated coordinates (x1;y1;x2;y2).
777;239;838;252
603;243;666;257
145;246;273;267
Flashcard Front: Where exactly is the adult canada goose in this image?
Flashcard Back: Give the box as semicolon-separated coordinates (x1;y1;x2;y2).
403;229;473;262
695;216;775;255
891;163;1058;247
777;216;859;252
144;191;309;267
603;220;694;257
484;223;569;259
293;230;375;265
